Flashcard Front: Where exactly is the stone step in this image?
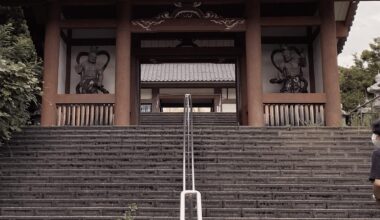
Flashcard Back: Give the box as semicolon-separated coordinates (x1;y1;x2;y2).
0;176;371;185
0;161;371;170
0;169;369;178
8;135;371;142
0;160;371;169
0;190;373;201
1;207;379;218
1;199;378;209
10;132;372;140
0;182;371;191
4;144;373;153
0;217;378;220
18;125;370;131
1;126;377;219
6;143;372;152
1;153;371;162
140;112;238;126
1;153;372;163
12;128;371;133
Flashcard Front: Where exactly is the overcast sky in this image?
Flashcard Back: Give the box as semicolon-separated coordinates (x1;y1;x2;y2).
338;1;380;67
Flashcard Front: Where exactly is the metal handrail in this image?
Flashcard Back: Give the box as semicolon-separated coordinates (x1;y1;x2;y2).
347;95;380;126
349;95;380;114
180;94;203;220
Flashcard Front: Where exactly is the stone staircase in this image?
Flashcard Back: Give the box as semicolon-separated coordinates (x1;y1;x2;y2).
140;113;238;125
0;126;379;219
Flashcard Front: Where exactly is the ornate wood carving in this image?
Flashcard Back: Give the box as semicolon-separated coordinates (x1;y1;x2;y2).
131;1;245;31
131;20;165;31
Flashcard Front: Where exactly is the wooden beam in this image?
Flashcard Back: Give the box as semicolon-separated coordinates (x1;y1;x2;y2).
70;38;116;46
263;93;327;104
131;18;245;33
65;30;72;94
55;94;115;104
262;36;309;44
141;82;235;88
132;16;320;32
138;57;237;64
261;16;321;27
59;16;325;32
134;32;240;40
132;0;244;5
336;21;349;38
135;47;242;56
61;0;116;5
60;19;117;29
263;0;320;2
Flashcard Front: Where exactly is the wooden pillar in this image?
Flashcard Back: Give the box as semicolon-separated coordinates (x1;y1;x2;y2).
320;0;342;126
130;55;137;125
115;0;131;125
240;55;248;125
41;1;61;126
214;88;222;113
245;0;264;126
152;88;160;113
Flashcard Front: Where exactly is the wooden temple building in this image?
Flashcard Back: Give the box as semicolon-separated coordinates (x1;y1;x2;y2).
6;2;380;219
4;0;359;127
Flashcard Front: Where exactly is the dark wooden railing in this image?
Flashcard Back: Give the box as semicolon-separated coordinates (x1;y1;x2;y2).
263;93;326;126
55;94;115;126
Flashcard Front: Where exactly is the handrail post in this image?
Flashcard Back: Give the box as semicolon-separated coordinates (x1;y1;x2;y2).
180;94;203;220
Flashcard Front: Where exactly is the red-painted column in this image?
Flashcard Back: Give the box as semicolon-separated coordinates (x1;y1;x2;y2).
320;0;342;126
246;0;264;126
41;0;61;126
115;0;131;125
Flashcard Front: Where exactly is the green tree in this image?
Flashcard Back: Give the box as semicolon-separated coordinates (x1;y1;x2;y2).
340;37;380;111
0;7;42;142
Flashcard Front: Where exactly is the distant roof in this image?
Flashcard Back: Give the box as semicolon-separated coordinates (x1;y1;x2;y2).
141;63;235;83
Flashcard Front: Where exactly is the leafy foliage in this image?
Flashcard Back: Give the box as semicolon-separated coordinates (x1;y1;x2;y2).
117;203;138;220
0;7;42;142
340;37;380;111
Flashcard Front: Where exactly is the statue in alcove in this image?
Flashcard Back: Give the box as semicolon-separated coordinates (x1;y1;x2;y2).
269;45;308;93
75;47;110;94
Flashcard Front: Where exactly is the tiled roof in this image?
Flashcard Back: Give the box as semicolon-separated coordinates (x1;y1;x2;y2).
141;63;235;82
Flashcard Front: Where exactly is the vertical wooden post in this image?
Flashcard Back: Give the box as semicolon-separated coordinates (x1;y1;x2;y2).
41;0;61;126
130;55;137;125
115;0;131;125
246;0;264;126
152;88;160;113
214;88;222;113
240;55;248;125
320;0;342;126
